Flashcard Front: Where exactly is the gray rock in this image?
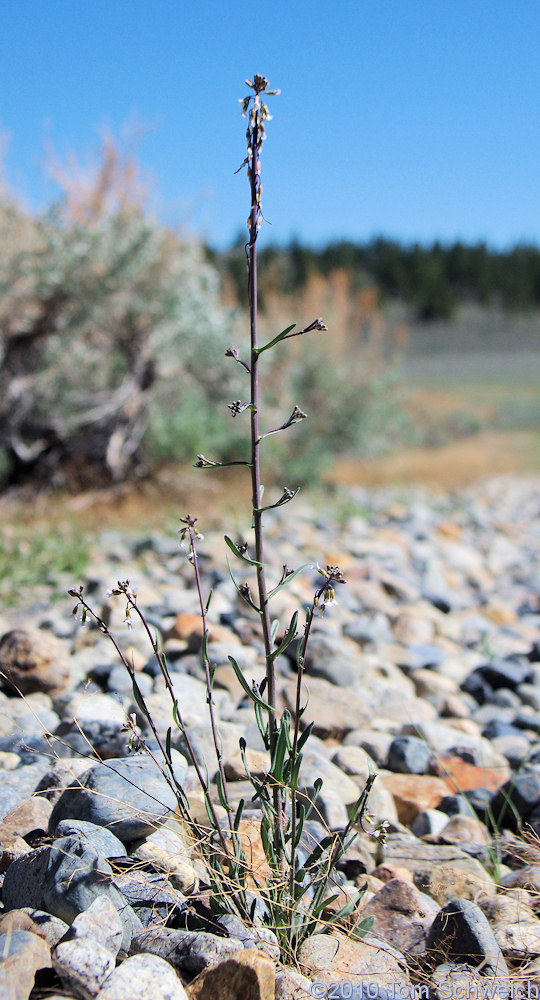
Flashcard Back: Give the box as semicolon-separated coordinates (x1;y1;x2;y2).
406;643;447;669
490;765;540;830
216;913;280;961
0;785;21;820
431;963;485;1000
99;953;189;999
426;898;508;977
297;929;407;986
477;658;533;691
2;836;140;950
491;733;532;767
131;926;244;975
51;720;133;759
399;721;507;770
478;894;540;961
499;865;540;893
53;938;116;998
48;755;184;842
518;683;540;712
514;710;540;734
411;808;453;839
54;819;128;858
61;895;124;956
113;870;188;927
289;633;360;687
275;965;315;999
343;730;394;767
297;748;361;807
0;760;52;799
343;612;392;646
387;736;434;774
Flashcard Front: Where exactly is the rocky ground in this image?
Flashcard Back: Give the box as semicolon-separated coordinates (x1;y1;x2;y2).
1;474;540;1000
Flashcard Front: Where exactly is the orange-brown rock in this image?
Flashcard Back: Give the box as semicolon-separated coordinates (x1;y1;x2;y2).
164;613;233;650
223;748;269;781
0;628;71;696
434;754;508;793
379;773;450;824
187;948;275;1000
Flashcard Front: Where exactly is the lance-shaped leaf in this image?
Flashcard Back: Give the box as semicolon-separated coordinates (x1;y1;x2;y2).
326;888;367;925
297;721;314;754
226;556;261;612
349;915;376;940
269;716;290;784
311;890;341;918
254;322;296;355
254;698;270;749
224;535;263;567
216;769;231;812
272;611;299;658
172;699;184;732
230;657;274;710
233;798;245;831
290;750;304;791
132;680;149;719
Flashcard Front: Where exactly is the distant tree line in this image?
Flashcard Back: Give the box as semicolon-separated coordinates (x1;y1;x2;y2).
214;237;540;320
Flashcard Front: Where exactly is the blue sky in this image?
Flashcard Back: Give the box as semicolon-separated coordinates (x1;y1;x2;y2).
2;0;540;249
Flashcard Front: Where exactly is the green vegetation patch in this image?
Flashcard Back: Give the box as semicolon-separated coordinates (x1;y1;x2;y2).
0;522;91;606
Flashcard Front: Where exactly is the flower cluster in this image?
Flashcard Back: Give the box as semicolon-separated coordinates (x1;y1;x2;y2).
178;513;204;563
105;580;138;629
313;564;347;614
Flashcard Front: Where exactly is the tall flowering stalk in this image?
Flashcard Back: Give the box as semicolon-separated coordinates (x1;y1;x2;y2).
71;76;386;962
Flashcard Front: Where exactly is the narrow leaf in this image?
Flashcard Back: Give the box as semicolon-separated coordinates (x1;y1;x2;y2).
350;915;375;939
172;699;183;732
297;721;314;754
272;611;299;658
254;323;296;354
201;629;209;665
131;680;149;719
233;798;245;831
228;656;274;710
311;892;340;918
216;769;231;812
224;535;262;567
290;752;304;791
270;719;289;784
328;890;364;923
226;556;261;612
294;803;306;848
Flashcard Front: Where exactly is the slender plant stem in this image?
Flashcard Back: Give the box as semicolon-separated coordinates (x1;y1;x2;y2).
247;92;285;868
187;524;234;832
288;578;326;899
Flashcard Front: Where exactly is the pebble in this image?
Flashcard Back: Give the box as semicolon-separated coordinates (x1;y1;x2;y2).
426;897;508;977
1;473;540;997
48;754;185;841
